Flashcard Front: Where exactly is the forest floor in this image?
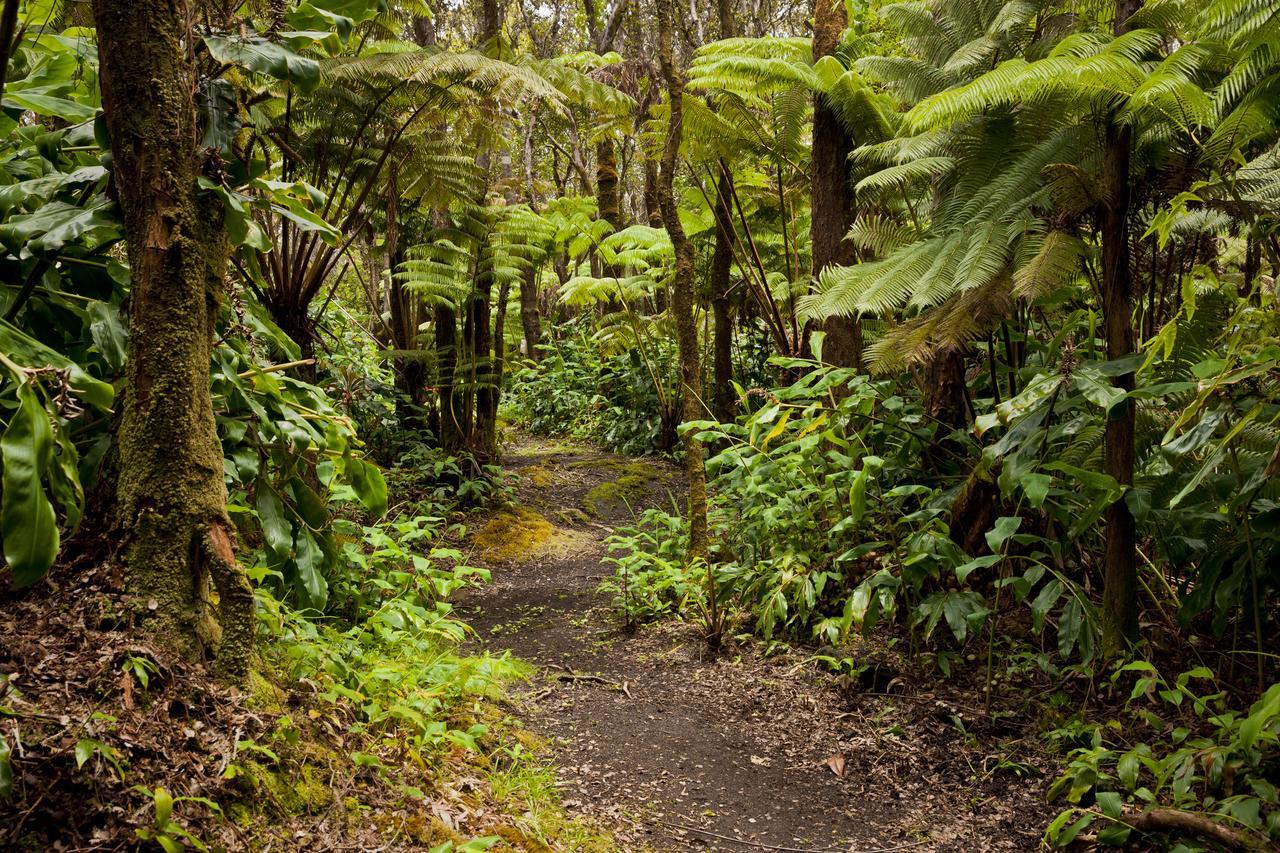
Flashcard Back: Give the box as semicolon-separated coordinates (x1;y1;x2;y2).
458;435;1059;852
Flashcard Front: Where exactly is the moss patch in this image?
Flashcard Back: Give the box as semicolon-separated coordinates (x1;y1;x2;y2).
582;469;657;517
472;507;596;563
521;464;556;489
472;507;555;562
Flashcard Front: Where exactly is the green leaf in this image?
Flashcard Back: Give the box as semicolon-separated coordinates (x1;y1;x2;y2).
985;516;1022;552
2;383;59;587
2;91;96;122
254;483;294;559
153;787;173;826
1020;472;1051;508
1239;683;1280;751
1095;791;1123;819
88;301;128;370
1074;366;1126;414
202;34;322;92
1052;811;1094;847
0;198;119;254
955;554;1001;583
1029;579;1062;632
342;454;387;517
1117;750;1140;790
848;466;869;523
0;732;12;798
292;529;329;610
0;320;114;410
47;421;84;535
74;738;96;769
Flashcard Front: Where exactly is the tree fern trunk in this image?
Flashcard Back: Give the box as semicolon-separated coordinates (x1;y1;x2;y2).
436;303;463;452
92;0;251;677
711;0;736;424
1100;0;1142;656
711;160;736;424
520;264;542;362
811;0;862;370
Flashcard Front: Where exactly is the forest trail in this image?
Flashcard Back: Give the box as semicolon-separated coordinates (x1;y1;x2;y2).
457;436;1052;852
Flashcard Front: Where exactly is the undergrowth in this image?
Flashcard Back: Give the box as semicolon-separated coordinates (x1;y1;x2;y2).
0;466;618;851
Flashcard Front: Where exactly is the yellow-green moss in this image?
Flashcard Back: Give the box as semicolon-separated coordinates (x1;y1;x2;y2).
243;669;287;713
521;465;556;489
582;473;653;516
232;758;333;816
472;507;593;563
473;507;555;562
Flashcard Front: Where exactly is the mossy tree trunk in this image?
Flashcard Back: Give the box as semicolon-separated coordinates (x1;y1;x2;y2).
655;0;709;564
92;0;252;677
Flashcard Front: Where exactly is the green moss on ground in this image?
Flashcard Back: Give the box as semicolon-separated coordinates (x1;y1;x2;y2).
473;507;555;562
472;507;592;563
521;464;556;489
582;467;657;516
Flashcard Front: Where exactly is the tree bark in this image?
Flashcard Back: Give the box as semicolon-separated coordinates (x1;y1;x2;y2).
436;302;463;452
1100;0;1141;656
655;0;709;562
519;264;542;360
466;0;503;458
810;0;861;369
92;0;252;676
710;0;736;423
596;137;623;237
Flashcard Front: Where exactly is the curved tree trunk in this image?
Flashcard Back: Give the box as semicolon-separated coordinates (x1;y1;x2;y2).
655;0;709;563
92;0;252;677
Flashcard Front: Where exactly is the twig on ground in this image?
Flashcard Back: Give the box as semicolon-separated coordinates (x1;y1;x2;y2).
1077;807;1273;851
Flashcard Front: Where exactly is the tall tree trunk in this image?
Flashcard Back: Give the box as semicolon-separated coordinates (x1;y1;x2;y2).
466;0;502;457
710;160;735;423
520;264;542;360
92;0;252;676
710;0;736;423
467;263;496;455
520;111;543;360
643;154;663;228
1100;0;1141;655
436;302;463;452
385;168;427;424
596;135;624;315
655;0;709;563
810;0;861;369
596;137;623;237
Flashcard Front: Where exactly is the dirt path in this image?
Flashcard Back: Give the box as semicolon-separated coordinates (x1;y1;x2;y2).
457;436;1053;852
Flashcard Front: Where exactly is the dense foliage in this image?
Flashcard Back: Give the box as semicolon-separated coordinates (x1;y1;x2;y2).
2;0;1280;848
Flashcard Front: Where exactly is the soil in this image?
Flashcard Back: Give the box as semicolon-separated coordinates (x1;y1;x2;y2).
459;436;1059;852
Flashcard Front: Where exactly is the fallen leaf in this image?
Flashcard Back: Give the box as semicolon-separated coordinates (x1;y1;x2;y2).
749;754;770;766
826;753;846;777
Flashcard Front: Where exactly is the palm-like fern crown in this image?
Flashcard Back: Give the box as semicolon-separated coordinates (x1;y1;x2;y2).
395;201;558;311
802;0;1248;371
